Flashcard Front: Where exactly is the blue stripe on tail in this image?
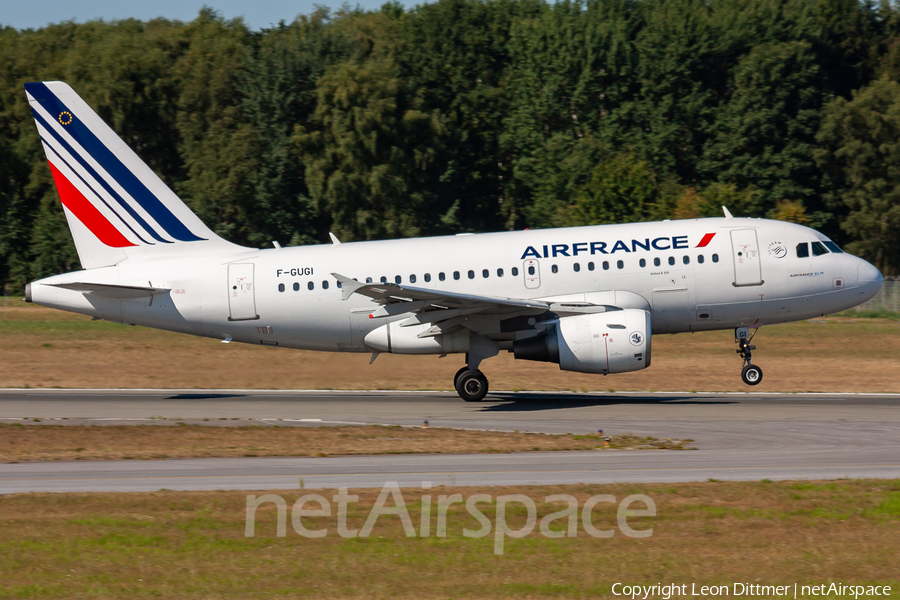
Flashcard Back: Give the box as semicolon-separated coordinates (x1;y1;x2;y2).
41;135;154;245
25;82;205;243
31;107;171;244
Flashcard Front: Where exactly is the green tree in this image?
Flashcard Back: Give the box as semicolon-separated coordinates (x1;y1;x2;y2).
172;10;259;245
564;150;680;226
815;78;900;273
296;58;445;241
700;41;825;213
395;0;539;232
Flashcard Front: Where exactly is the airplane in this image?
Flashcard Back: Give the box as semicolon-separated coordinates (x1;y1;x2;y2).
22;81;884;401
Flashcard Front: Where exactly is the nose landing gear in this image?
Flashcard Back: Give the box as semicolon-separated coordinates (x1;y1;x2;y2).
736;326;763;386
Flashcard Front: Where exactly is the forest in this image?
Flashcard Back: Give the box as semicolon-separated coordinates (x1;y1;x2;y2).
2;0;900;293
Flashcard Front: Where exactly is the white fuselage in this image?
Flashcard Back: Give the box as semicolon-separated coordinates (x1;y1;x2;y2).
29;217;883;355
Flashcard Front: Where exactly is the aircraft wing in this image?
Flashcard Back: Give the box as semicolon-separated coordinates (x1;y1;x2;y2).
331;273;618;332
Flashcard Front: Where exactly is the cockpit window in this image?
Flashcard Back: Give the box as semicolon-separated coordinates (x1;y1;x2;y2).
823;241;843;254
811;241;829;256
796;243;809;258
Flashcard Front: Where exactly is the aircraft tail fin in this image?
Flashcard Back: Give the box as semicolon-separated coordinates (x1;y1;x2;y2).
24;81;246;269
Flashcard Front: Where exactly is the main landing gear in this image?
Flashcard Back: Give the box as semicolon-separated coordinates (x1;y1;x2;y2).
735;326;763;386
454;366;489;402
453;339;498;402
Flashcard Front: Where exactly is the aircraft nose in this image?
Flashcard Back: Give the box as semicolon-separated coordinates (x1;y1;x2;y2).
857;259;883;302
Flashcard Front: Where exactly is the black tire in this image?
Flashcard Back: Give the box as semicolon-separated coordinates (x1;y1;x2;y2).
455;369;489;402
453;367;469;389
741;364;763;386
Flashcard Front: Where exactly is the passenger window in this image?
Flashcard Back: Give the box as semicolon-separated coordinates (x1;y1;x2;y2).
511;267;519;276
823;241;843;254
380;276;387;283
654;257;661;267
796;243;809;258
453;271;460;280
551;264;558;274
497;268;504;277
617;260;624;269
683;255;690;265
698;255;705;264
668;256;675;266
528;266;535;275
410;274;416;284
337;281;342;289
439;272;446;281
712;254;719;263
278;283;285;293
424;273;431;282
308;281;314;290
395;275;402;284
366;277;373;283
811;241;829;256
639;259;646;268
588;262;594;271
574;263;581;272
482;269;489;278
293;282;300;292
602;261;609;270
468;270;475;279
322;280;329;290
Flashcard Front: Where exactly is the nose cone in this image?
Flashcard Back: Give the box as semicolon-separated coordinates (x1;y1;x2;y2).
857;259;883;303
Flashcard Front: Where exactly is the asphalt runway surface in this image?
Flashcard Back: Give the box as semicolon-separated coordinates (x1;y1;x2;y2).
1;389;899;493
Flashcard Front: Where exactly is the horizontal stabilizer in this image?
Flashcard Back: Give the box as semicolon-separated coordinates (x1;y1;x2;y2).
48;282;170;299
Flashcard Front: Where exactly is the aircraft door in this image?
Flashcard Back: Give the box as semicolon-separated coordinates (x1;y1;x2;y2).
730;229;763;287
523;259;541;289
228;263;259;321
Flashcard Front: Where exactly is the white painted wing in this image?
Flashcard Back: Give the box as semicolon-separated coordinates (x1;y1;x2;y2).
331;273;620;333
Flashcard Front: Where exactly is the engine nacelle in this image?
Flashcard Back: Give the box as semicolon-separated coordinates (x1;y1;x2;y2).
513;309;651;374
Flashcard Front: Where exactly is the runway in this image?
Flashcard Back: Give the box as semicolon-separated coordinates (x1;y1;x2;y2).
1;389;899;493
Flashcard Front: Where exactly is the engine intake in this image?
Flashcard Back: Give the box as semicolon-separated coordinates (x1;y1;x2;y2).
513;309;651;374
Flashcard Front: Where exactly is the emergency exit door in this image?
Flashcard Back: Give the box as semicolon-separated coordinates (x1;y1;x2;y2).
523;259;541;289
730;229;763;287
228;263;259;321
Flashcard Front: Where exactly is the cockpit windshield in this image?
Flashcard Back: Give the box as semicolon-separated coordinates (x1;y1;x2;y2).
797;240;842;257
811;241;829;256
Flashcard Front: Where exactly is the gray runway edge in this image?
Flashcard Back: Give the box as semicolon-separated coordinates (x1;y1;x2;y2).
1;389;899;493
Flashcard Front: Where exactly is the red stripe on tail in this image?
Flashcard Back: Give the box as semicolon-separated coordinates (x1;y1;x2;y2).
48;162;136;248
696;233;716;248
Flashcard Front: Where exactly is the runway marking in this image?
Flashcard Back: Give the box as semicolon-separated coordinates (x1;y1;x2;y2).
3;464;900;484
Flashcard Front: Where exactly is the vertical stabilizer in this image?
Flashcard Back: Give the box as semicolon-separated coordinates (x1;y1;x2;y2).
24;81;247;269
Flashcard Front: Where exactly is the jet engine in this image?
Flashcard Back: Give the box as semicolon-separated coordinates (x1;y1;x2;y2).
513;309;651;374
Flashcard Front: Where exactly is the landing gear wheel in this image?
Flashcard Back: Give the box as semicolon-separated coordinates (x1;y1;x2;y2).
455;369;489;402
741;364;763;386
453;367;469;389
735;327;763;386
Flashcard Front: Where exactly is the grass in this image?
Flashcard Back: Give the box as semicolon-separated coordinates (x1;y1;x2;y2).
0;423;693;462
2;299;900;392
835;308;900;320
1;479;898;598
